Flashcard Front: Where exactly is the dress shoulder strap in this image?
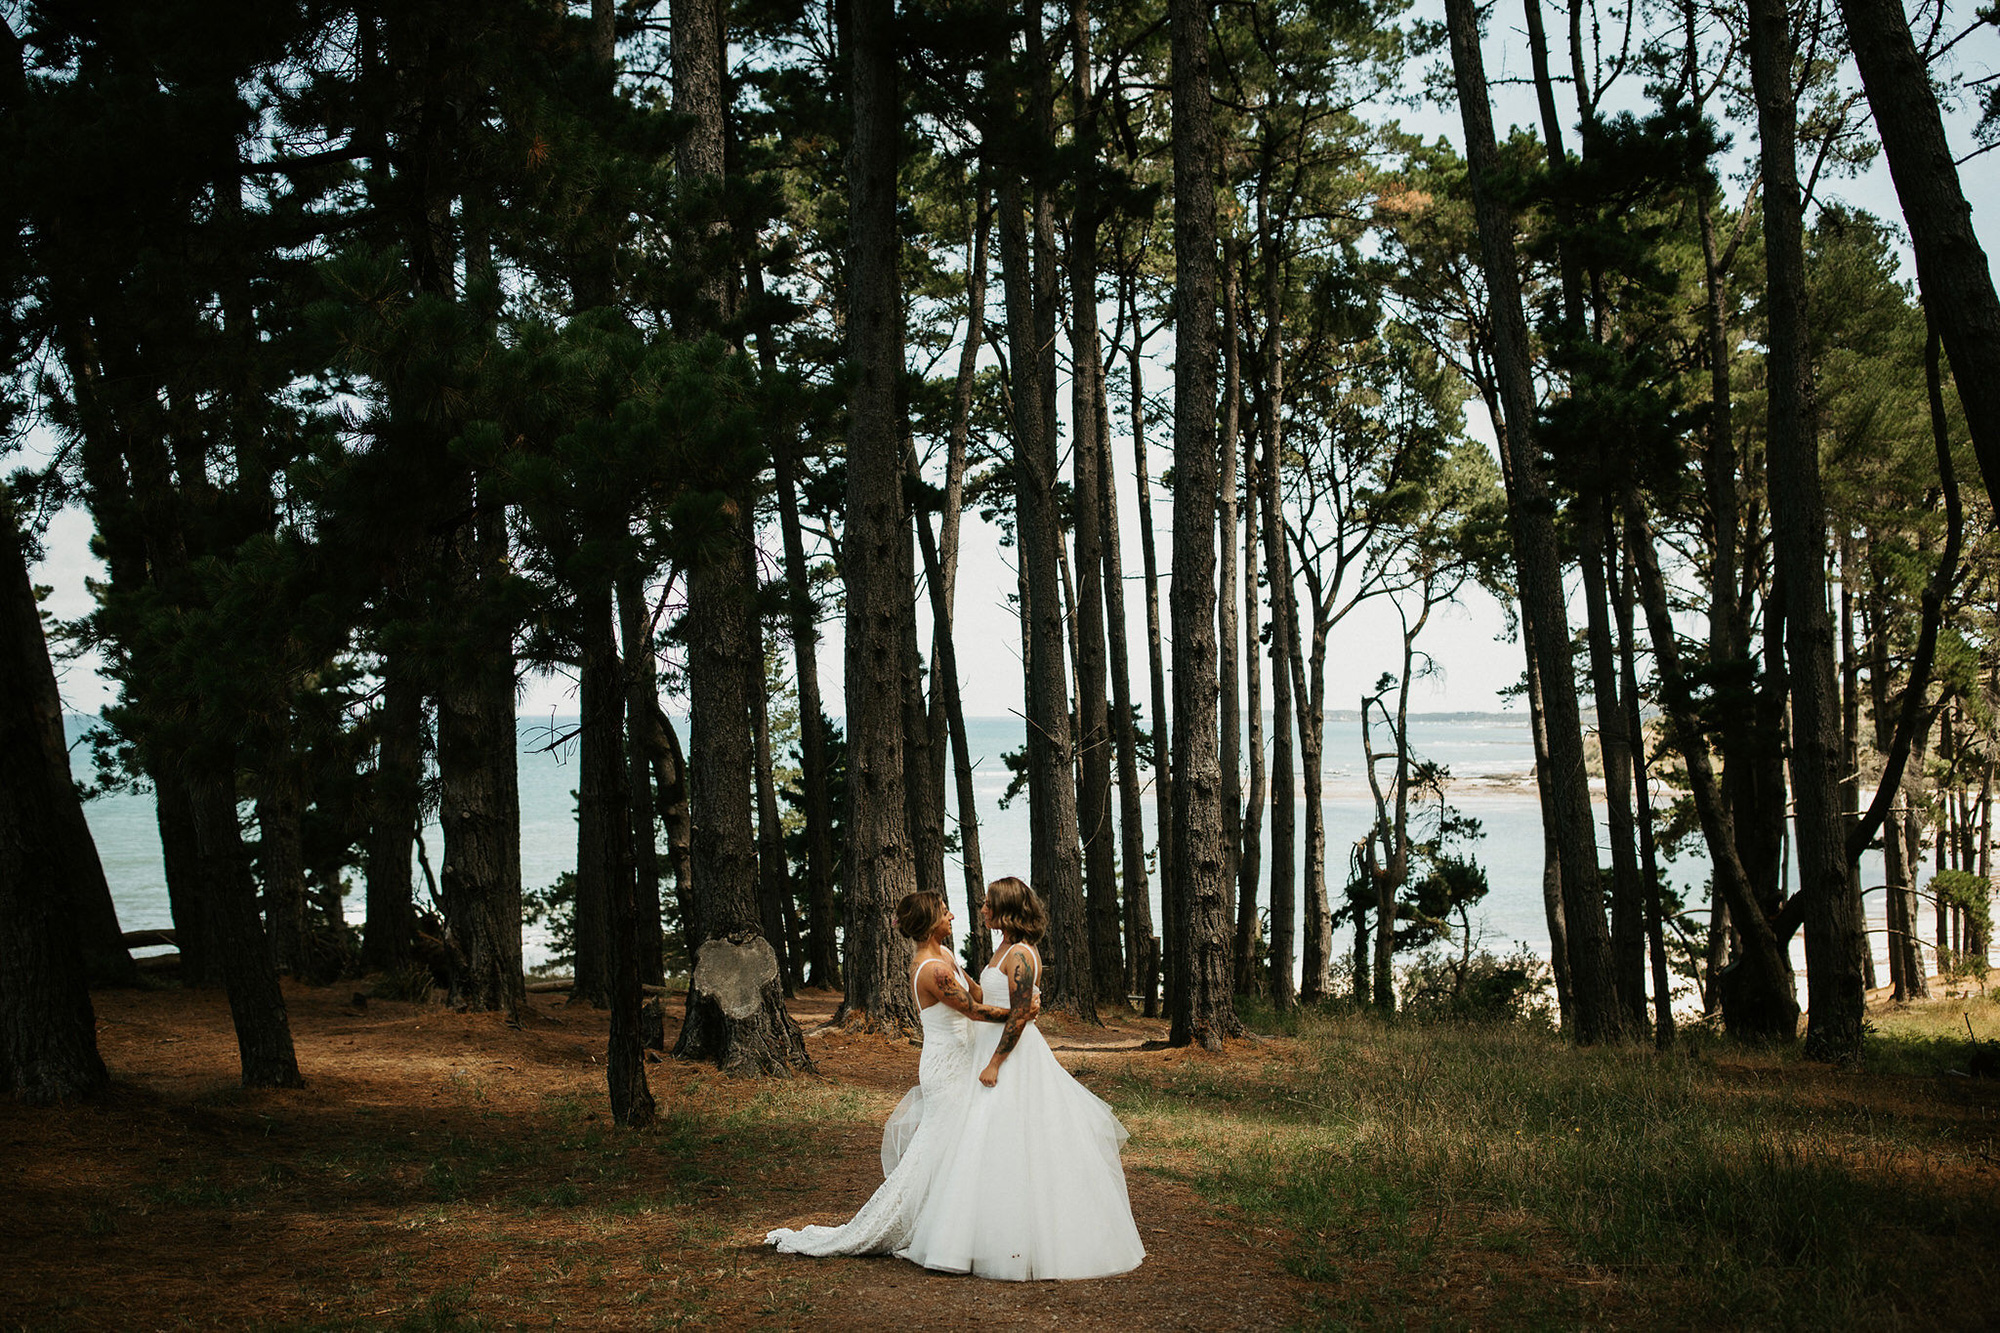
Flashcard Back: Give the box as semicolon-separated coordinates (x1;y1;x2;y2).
911;956;942;1007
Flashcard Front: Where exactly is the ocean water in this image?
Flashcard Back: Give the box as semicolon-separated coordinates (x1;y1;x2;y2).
69;713;1920;994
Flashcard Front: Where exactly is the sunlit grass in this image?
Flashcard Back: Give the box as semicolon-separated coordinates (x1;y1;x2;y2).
1110;1007;1998;1329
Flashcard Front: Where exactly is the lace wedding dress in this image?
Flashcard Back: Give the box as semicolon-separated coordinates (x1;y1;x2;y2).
765;960;975;1258
897;945;1146;1280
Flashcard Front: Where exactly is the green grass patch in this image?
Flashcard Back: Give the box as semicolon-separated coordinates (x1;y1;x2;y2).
1111;1009;1998;1329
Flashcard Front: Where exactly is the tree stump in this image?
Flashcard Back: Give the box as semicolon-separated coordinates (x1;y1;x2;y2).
672;934;811;1075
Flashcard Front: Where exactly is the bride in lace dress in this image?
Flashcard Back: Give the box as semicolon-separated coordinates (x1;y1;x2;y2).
764;891;1020;1260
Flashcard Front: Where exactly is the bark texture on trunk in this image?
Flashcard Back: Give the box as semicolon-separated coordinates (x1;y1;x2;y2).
1;500;113;1102
436;508;525;1020
834;0;920;1034
580;580;655;1122
4;501;132;989
1749;0;1865;1062
1167;0;1240;1048
190;760;304;1087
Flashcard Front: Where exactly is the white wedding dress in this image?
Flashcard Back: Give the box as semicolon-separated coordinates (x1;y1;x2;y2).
765;959;975;1259
898;944;1146;1281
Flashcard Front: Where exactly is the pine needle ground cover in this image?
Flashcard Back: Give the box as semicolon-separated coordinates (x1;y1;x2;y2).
4;982;1995;1330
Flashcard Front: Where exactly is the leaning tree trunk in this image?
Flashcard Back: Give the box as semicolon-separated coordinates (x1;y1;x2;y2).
1837;0;2000;520
833;0;920;1035
943;197;994;972
5;497;132;988
1167;0;1241;1049
1749;0;1865;1063
189;755;304;1087
1444;0;1626;1042
1626;499;1800;1040
1;499;112;1102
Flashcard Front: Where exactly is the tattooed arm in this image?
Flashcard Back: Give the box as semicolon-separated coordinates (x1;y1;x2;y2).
923;963;1013;1024
979;949;1039;1087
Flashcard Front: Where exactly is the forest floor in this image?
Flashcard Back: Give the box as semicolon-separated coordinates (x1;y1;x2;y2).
2;975;1998;1331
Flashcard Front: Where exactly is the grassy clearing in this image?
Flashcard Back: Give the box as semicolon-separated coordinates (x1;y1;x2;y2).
1110;997;2000;1330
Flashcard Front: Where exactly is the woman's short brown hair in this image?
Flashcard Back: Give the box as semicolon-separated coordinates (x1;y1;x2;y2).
984;876;1046;944
896;890;948;943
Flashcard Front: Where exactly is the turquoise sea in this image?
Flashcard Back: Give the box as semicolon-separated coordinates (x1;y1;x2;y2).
70;713;1918;997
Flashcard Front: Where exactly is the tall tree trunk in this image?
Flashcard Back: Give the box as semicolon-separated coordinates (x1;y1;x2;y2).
1;498;113;1102
937;188;993;972
1615;544;1674;1047
1626;499;1799;1039
616;571;667;988
770;433;837;987
1130;299;1171;1017
581;578;655;1122
747;545;798;995
900;467;948;914
1237;407;1265;993
1167;0;1240;1048
1582;501;1645;1027
363;654;421;975
155;772;217;984
1445;0;1625;1042
1100;322;1151;1010
1218;238;1244;975
573;600;616;1009
1837;0;2000;519
4;499;132;988
257;737;309;977
1069;0;1122;1006
436;507;525;1019
1256;185;1297;1013
1748;0;1865;1062
1000;159;1093;1018
189;757;304;1087
1298;606;1331;1002
835;0;920;1034
677;529;809;1071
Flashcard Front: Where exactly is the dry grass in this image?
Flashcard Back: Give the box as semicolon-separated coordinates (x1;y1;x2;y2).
1100;995;2000;1330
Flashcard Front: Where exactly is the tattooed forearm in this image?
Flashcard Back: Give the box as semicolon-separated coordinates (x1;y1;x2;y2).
935;968;1011;1023
992;953;1037;1060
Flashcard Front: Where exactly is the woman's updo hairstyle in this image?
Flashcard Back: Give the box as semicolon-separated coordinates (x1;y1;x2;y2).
983;876;1046;944
896;890;949;944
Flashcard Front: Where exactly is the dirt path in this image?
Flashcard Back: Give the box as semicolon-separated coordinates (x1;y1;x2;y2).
0;981;1308;1331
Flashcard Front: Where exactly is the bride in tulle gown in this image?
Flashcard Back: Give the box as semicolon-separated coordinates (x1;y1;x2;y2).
899;876;1146;1281
764;891;1018;1260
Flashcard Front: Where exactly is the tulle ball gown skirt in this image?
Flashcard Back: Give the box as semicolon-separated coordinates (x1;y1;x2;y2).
898;1020;1145;1281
